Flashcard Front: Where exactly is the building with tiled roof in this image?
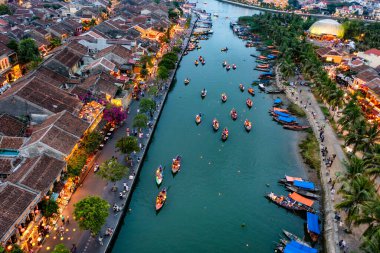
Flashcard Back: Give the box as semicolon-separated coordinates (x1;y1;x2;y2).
0;136;25;150
358;48;380;69
85;57;117;73
0;114;26;137
96;45;132;66
75;71;119;100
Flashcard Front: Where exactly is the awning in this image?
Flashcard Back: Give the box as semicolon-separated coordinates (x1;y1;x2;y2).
284;240;318;253
307;212;320;235
289;192;314;207
273;107;289;112
278;116;297;123
274;111;291;117
294;180;315;190
285;176;303;182
274;98;282;104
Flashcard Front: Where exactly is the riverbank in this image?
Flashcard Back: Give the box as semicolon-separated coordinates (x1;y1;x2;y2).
216;0;378;23
274;65;359;252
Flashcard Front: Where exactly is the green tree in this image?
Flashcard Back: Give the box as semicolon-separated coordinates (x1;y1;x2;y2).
97;158;129;184
18;38;40;63
133;113;148;129
157;66;169;80
361;233;380;253
82;131;102;154
355;197;380;240
50;37;62;48
148;86;158;96
139;98;156;114
74;196;110;234
115;136;140;157
41;199;59;218
0;4;11;15
67;149;87;177
10;245;23;253
6;39;18;52
51;244;70;253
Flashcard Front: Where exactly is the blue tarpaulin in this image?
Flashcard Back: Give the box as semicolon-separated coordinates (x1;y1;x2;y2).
274;111;291;117
274;98;282;104
267;54;277;59
284;241;318;253
294;180;315;190
278;116;296;123
307;212;321;235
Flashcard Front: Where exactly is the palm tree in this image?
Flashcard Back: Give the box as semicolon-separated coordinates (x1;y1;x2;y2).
360;234;380;253
336;175;376;228
355;197;380;239
344;119;367;153
338;100;364;132
358;123;380;153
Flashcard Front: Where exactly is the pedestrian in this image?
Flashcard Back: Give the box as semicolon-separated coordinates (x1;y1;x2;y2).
123;182;128;191
71;244;77;253
98;236;104;246
66;216;70;225
119;192;123;199
61;215;65;224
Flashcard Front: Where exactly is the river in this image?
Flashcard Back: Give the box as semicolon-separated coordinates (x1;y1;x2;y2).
112;1;309;252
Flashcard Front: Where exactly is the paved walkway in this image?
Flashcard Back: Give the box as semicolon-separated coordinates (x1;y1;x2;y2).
275;66;360;252
39;16;197;253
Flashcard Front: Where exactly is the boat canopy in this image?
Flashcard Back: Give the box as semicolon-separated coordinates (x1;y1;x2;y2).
278;116;297;123
273;107;289;112
307;212;321;235
289;192;314;207
285;176;303;182
267;54;277;59
274;98;282;104
284;240;318;253
294;180;315;190
274;111;291;117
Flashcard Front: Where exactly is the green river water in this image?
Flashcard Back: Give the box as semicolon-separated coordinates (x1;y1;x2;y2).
112;1;310;252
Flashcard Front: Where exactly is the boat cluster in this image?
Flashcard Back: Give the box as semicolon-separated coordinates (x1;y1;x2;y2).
269;102;310;131
154;155;183;212
267;176;321;252
221;60;236;71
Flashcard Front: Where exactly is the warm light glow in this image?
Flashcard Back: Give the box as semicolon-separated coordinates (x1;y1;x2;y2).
7;245;13;251
46;234;50;238
53;236;57;240
73;229;76;232
46;247;51;250
60;237;64;240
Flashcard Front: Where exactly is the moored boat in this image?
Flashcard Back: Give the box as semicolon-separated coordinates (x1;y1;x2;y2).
266;192;316;213
283;125;310;131
278;175;304;185
195;113;202;124
246;98;253;108
286;185;320;199
244;119;252;132
221;128;228;141
212;118;219;131
282;230;311;248
239;84;245;92
273;115;298;125
155;165;163;186
221;93;227;102
155;188;167;211
307;212;321;242
285;180;319;193
230;108;237;120
258;83;265;91
184;78;190;85
171;155;182;174
248;88;255;96
257;64;270;68
201;88;207;98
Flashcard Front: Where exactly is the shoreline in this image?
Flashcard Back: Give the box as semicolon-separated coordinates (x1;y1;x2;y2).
273;65;342;253
102;15;199;253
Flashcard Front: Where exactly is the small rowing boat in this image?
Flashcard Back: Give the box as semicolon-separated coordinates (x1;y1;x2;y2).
286;185;320;199
195;60;199;66
246;98;253;108
230;108;237;120
232;64;236;70
244;119;252;132
266;192;316;213
195;113;202;124
239;84;245;92
155;188;167;211
221;47;228;52
248;88;255;96
283;125;310;131
155;165;163;186
184;78;190;85
258;83;265;91
201;60;206;65
201;89;207;98
226;65;231;71
222;60;227;67
212;118;219;131
171;155;182;174
282;230;311;248
221;93;227;102
221;128;228;141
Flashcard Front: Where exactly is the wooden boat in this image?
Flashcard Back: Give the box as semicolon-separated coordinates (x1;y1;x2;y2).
282;230;311;248
201;89;207;98
285;182;320;193
171;155;182;174
230;108;237;120
199;56;203;61
259;75;273;80
226;65;231;71
286;185;320;199
222;60;227;67
273;116;298;125
266;89;285;94
155;188;167;211
248;88;255;96
232;64;237;70
267;45;275;49
258;83;265;91
221;47;228;52
244;119;252;132
184;78;190;85
278;175;305;185
257;64;270;68
195;60;199;66
250;54;258;58
201;60;206;65
283;125;310;131
258;55;267;60
221;93;227;102
266;192;316;213
221;128;228;141
246;98;253;108
195;114;202;124
255;67;271;72
155;166;163;186
271;107;290;114
212;119;219;131
239;84;245;92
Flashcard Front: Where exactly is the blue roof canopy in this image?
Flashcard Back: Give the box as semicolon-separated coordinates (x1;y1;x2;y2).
274;111;291;117
278;116;297;123
284;241;318;253
294;180;315;190
274;98;282;104
307;212;321;235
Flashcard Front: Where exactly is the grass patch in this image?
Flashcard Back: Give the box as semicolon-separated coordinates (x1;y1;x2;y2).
320;106;330;118
299;132;321;171
287;102;306;117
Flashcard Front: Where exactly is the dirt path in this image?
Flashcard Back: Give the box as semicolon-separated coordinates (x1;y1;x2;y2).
274;65;361;252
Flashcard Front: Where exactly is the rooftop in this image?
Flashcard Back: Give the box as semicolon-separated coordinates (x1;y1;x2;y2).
0;114;26;137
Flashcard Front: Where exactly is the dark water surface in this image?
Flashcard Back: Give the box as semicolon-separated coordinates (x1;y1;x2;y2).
112;1;308;252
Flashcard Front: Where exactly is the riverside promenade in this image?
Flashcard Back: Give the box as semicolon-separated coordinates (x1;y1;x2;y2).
39;16;197;253
275;66;360;252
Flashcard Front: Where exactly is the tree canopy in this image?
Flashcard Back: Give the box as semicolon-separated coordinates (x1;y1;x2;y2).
74;196;110;234
97;158;129;183
51;244;70;253
133;113;149;129
18;38;40;63
81;131;102;154
139;98;156;113
116;136;140;155
41;199;59;218
103;105;127;125
0;4;11;15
